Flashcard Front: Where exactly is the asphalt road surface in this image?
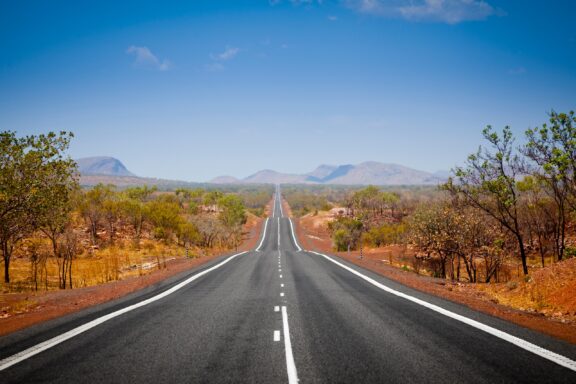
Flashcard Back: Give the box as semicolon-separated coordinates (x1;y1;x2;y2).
1;186;576;383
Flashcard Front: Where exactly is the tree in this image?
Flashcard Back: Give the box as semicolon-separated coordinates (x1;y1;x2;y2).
523;110;576;260
120;185;156;247
517;176;558;267
147;196;182;243
177;221;201;249
328;217;363;252
408;203;459;279
101;188;120;244
78;184;115;245
445;126;530;275
0;131;77;283
217;194;247;249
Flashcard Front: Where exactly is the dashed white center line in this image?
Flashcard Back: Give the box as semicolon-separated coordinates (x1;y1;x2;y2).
281;283;284;287
280;292;285;297
275;306;279;312
279;269;282;272
280;275;283;278
274;330;281;342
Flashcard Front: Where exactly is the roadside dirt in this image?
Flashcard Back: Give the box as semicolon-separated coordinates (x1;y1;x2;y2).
295;212;576;345
0;206;266;337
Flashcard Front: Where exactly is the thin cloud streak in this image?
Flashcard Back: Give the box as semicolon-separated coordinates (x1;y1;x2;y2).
347;0;499;24
126;46;171;71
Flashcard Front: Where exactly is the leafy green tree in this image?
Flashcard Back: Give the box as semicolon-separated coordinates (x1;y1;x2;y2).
101;187;120;244
78;184;115;245
177;221;201;249
445;126;529;275
218;195;247;228
408;203;460;279
365;223;406;247
523;111;576;260
120;185;156;247
147;196;182;243
217;194;247;249
203;191;223;210
328;217;363;252
0;131;77;283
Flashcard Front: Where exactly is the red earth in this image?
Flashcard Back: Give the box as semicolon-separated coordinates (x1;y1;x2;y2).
294;209;576;345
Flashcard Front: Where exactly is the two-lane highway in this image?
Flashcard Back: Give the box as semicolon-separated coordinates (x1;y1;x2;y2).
1;186;576;383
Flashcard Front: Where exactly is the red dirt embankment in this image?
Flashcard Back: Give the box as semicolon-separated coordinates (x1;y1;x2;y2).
0;204;268;337
295;210;576;345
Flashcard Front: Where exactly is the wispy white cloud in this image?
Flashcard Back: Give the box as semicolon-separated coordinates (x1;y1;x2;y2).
206;46;241;72
327;15;339;21
214;46;240;61
126;46;171;71
346;0;499;24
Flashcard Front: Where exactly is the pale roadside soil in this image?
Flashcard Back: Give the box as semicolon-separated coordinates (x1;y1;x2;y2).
0;203;270;337
295;208;576;345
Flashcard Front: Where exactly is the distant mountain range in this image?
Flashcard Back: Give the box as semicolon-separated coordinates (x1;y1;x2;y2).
76;157;200;188
211;161;447;186
75;157;448;187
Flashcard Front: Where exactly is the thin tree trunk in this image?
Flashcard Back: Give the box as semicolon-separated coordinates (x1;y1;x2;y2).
3;240;11;284
517;233;528;275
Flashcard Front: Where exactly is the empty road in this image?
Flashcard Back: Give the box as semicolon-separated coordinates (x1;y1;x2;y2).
1;187;576;383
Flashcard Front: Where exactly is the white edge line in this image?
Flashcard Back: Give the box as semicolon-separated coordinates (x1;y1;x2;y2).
277;217;280;249
288;219;302;252
255;218;269;252
0;250;248;372
308;250;576;372
282;306;299;384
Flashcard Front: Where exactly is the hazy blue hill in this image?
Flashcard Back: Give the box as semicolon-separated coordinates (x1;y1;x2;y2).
76;157;135;177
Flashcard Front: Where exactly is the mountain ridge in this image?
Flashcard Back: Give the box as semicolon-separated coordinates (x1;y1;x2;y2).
211;161;448;185
75;156;448;186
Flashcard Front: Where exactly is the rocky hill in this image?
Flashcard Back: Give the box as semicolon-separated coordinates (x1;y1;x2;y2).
76;157;135;177
211;161;447;185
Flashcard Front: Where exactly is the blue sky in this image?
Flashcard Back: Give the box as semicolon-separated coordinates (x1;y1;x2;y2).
1;0;575;181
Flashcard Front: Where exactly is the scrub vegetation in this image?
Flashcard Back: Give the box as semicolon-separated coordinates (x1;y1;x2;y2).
289;111;576;319
0;130;272;292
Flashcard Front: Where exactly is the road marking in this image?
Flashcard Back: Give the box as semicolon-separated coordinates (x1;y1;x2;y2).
282;306;298;384
288;218;302;252
281;283;284;287
274;330;281;342
255;218;269;252
0;250;249;372
280;275;283;278
278;191;284;217
309;250;576;373
277;217;280;249
280;292;285;297
275;306;280;312
279;269;282;272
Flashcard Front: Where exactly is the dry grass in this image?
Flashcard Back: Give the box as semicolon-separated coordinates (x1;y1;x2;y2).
479;257;576;320
1;239;207;293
